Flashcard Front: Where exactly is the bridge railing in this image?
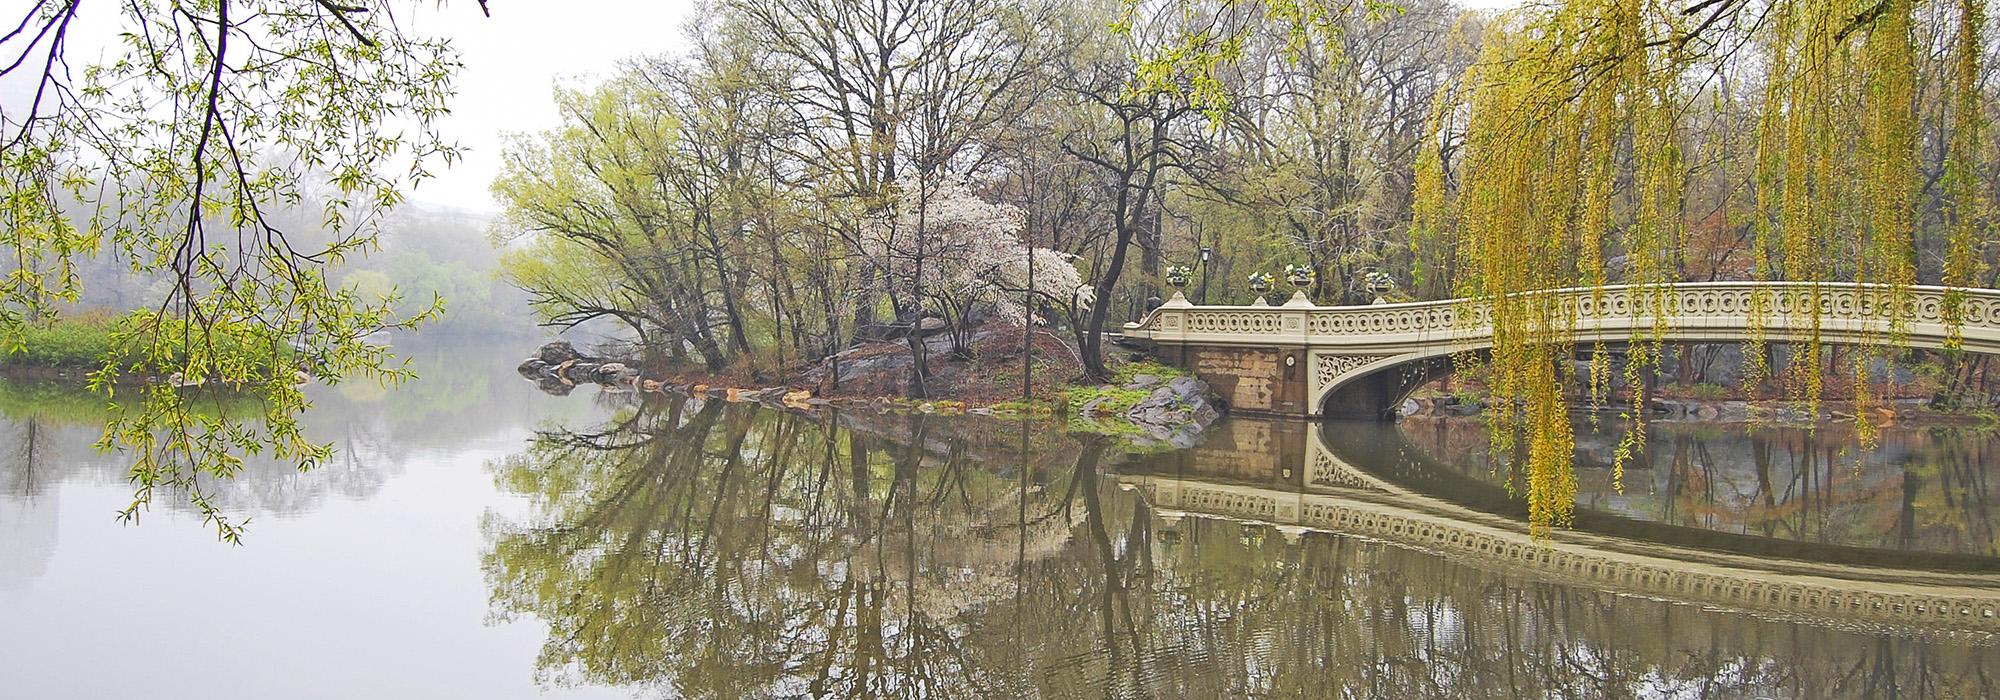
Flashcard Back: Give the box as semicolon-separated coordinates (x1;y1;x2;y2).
1123;282;2000;355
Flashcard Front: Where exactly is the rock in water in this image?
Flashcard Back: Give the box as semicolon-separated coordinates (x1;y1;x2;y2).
1100;375;1222;450
535;340;585;365
592;362;639;385
516;358;549;379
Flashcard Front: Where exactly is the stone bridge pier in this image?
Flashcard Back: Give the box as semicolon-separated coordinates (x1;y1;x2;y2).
1122;283;2000;419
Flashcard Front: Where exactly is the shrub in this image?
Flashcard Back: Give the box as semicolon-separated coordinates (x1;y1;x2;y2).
1686;382;1730;401
2;314;125;368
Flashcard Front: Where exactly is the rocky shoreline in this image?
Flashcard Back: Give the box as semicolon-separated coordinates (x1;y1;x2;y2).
518;340;1980;448
1069;373;1221;449
515;341;1225;444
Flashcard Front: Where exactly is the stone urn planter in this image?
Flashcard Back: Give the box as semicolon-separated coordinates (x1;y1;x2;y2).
1247;272;1273;306
1282;264;1316;306
1284;264;1315;290
1366;270;1396;305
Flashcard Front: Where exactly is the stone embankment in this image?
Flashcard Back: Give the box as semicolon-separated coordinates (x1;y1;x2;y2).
516;340;819;408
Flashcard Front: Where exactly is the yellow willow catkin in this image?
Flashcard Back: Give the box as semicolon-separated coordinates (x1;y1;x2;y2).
1770;0;1852;422
1848;0;1919;449
1944;0;1990;350
1445;1;1672;534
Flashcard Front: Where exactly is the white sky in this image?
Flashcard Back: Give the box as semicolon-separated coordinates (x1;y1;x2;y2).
410;1;699;211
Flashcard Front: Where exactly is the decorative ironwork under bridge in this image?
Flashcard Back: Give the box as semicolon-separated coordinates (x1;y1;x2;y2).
1120;283;2000;418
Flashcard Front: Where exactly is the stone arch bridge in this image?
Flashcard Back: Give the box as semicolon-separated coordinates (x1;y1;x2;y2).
1120;282;2000;418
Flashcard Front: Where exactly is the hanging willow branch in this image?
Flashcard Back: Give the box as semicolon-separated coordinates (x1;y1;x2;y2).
1415;0;1992;534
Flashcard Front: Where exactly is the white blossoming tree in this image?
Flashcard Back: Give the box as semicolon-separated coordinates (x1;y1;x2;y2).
861;179;1082;393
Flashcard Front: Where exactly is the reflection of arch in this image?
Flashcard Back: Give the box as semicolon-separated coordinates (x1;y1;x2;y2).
1120;430;2000;643
1318;421;2000;573
1124;283;2000;417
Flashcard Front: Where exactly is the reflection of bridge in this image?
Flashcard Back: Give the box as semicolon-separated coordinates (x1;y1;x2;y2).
1116;424;2000;643
1121;282;2000;417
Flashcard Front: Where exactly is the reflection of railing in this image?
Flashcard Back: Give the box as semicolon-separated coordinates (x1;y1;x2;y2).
1126;282;2000;352
1120;437;2000;644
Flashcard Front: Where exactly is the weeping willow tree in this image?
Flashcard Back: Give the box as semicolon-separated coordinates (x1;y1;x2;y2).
1412;0;1991;534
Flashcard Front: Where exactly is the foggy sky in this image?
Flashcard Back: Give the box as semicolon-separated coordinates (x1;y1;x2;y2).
409;1;698;212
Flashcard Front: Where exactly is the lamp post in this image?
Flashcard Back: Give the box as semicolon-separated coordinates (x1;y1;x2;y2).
1197;246;1213;305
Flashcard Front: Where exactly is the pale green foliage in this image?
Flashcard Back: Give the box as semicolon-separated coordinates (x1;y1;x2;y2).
492;64;752;368
2;0;463;540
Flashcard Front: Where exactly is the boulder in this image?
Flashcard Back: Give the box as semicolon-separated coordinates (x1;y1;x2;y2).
1098;376;1222;449
516;357;548;380
535;340;586;365
534;374;574;396
740;387;789;403
592;362;639;385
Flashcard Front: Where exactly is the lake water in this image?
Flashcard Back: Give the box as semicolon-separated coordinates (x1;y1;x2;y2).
2;343;1998;698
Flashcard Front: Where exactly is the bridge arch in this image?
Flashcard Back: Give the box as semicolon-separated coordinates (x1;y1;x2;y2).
1122;282;2000;418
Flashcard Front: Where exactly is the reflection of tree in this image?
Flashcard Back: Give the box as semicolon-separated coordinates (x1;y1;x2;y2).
484;399;1101;696
0;417;65;592
488;403;2000;698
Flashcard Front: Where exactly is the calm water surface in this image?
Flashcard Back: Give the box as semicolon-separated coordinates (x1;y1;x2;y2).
3;345;1998;698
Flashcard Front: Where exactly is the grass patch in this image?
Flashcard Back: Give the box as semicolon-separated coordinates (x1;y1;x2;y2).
0;311;307;395
1110;359;1184;385
1060;385;1156;416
